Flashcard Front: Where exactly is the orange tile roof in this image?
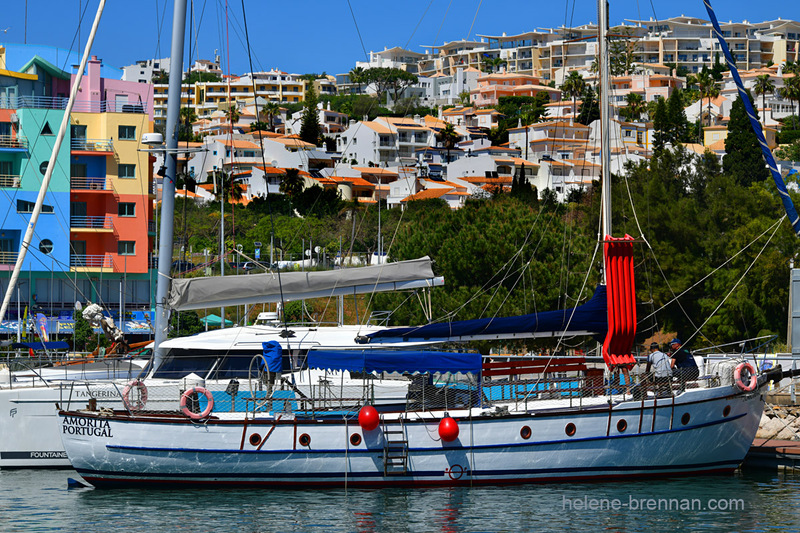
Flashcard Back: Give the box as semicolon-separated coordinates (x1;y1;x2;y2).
561;159;600;168
353;167;399;176
255;165;285;174
401;188;454;202
360;121;394;134
220;139;262;149
269;138;317;148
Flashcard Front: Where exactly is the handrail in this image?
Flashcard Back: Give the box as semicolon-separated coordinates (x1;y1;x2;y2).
70;215;113;229
0;95;147;114
71;138;114;152
70;177;112;190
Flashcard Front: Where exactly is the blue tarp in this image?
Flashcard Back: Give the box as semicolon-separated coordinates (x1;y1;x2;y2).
366;285;608;342
12;341;70;350
307;350;482;375
261;341;283;372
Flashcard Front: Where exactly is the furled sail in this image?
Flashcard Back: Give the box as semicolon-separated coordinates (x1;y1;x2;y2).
168;256;443;311
364;285;607;343
307;349;482;375
704;0;800;235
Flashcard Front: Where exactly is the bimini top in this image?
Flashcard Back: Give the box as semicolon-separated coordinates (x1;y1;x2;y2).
307;349;482;375
168;256;443;311
364;285;607;343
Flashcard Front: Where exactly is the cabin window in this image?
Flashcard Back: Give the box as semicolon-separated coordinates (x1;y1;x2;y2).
38;239;53;255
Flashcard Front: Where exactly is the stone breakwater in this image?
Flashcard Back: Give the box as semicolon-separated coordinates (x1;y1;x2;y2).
757;405;800;441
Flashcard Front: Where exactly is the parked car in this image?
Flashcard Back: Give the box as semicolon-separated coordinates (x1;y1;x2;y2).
171;260;195;273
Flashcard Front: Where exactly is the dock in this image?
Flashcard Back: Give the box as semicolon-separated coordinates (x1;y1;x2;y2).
743;439;800;471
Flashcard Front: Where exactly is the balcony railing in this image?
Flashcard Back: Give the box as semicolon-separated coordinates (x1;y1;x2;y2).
71;138;114;152
70;254;113;269
0;175;21;188
0;95;146;113
148;221;157;233
70;177;112;191
70;216;113;230
0;135;28;149
0;251;19;265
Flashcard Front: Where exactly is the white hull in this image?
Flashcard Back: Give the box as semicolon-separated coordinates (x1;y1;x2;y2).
59;385;765;487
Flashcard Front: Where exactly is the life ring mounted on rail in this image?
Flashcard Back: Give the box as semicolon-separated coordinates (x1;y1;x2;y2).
122;379;148;411
180;386;215;419
733;362;757;392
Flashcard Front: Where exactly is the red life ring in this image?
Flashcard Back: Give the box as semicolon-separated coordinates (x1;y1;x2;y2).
733;362;757;392
180;386;214;419
122;379;148;411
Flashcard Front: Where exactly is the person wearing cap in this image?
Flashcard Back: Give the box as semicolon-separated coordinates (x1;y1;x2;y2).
669;338;699;390
645;342;672;396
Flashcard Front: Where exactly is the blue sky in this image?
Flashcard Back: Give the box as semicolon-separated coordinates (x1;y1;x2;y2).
1;0;797;77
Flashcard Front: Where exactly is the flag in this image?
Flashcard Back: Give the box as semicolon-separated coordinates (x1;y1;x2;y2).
36;313;49;343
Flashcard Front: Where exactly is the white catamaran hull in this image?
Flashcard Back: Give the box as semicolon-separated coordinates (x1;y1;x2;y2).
59;385;764;487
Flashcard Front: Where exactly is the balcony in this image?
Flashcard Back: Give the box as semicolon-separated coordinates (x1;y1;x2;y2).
70;216;114;231
71;138;114;153
0;135;28;150
0;174;21;188
70;177;113;191
0;251;19;265
70;254;113;269
0;96;146;113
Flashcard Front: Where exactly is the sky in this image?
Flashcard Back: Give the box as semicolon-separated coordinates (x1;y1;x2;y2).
1;0;798;77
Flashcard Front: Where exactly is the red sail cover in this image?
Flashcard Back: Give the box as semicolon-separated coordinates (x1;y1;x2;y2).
602;235;637;367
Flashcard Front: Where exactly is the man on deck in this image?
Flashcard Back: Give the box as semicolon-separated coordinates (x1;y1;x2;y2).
669;338;699;391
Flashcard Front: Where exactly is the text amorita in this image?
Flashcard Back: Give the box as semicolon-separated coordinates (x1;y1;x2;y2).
62;417;113;437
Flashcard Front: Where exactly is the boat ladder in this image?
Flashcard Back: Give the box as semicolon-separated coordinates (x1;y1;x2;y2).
382;415;408;476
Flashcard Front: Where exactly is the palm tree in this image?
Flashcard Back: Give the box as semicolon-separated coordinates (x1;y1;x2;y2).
753;74;775;123
561;71;586;122
259;101;281;132
279;167;305;198
621;92;647;122
349;66;366;93
696;70;720;128
179;107;197;140
782;64;800;125
436;123;460;167
482;56;507;73
213;170;243;204
226;104;240;125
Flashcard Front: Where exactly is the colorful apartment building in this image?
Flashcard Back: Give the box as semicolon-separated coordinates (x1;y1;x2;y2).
0;50;154;324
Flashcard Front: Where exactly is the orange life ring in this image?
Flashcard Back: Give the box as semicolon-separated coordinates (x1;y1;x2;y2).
122;379;148;411
180;386;214;419
733;362;757;392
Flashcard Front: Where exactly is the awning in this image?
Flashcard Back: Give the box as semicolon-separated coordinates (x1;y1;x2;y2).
200;314;233;327
307;349;482;375
12;341;71;350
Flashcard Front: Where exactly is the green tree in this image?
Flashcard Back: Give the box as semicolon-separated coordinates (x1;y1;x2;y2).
179;107;197;141
279;167;305;197
152;69;169;84
782;67;800;120
213;170;244;204
183;71;221;84
169;311;204;338
300;85;321;146
620;92;647;122
775;139;800;161
722;93;770;186
482;56;507;73
225;104;240;125
561;71;585;121
72;310;96;352
384;69;418;106
753;74;775;122
576;85;599;125
696;70;720;128
259;101;281;132
652;97;669;152
436;123;460;164
666;89;689;143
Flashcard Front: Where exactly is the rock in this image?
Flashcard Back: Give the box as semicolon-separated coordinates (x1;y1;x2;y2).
776;426;799;440
757;416;786;439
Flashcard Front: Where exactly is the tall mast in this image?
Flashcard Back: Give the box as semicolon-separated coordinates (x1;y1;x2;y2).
153;0;188;368
0;0;107;323
598;0;612;281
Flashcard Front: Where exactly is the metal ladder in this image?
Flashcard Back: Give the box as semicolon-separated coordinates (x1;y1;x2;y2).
382;415;408;476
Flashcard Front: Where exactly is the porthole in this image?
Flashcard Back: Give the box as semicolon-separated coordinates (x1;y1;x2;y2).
39;161;48;175
723;405;731;417
681;413;691;426
39;239;53;255
565;423;576;437
617;419;628;433
520;425;532;439
350;433;362;446
299;433;311;446
249;433;262;446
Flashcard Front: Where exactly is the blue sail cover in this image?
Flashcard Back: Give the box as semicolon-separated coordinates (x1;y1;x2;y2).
307;350;482;375
366;285;607;343
704;0;800;235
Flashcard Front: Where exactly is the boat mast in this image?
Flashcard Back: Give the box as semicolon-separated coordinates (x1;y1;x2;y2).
598;0;612;283
153;0;188;368
0;0;107;324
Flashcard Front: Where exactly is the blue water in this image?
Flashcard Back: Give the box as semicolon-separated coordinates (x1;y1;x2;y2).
0;469;798;532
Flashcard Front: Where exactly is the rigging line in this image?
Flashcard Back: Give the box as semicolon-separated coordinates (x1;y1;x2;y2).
638;215;786;324
432;0;453;48
346;0;369;62
403;0;436;51
153;0;169;59
683;215;784;348
465;0;483;42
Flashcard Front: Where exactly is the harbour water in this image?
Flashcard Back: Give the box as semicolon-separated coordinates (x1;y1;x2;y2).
1;469;798;532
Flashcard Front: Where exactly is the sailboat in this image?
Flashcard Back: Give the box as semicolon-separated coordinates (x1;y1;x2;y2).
56;0;799;487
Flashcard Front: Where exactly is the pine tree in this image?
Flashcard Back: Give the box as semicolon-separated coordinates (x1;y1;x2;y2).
576;86;599;125
652;97;669;152
666;90;688;143
300;85;321;146
723;92;769;186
